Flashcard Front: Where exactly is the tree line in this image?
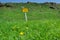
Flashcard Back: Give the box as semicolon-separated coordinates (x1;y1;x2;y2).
0;3;13;7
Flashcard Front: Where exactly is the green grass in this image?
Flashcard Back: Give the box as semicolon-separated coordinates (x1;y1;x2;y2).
0;20;60;40
0;3;60;40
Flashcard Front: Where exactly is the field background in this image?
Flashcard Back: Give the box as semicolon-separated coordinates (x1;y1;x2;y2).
0;3;60;40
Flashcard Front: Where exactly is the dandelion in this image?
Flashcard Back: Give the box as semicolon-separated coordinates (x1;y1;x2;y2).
19;32;24;36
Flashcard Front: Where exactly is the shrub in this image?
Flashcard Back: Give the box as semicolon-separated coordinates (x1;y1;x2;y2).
0;2;4;7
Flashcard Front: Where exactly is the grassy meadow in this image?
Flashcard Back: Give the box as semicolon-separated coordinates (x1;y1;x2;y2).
0;3;60;40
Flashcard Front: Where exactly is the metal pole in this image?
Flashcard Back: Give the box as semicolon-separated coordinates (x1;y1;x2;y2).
25;12;28;22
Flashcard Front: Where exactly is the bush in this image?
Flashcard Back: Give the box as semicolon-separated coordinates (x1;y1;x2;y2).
0;2;4;7
4;3;13;7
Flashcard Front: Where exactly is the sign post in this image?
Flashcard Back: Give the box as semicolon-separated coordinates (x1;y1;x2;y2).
25;12;28;22
22;8;28;22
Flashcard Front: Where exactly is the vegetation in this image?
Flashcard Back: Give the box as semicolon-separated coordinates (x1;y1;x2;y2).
0;2;60;40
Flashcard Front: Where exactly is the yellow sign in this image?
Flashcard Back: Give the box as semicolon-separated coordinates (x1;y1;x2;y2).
22;8;28;12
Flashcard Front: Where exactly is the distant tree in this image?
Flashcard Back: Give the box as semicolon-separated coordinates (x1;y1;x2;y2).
49;2;56;6
27;1;32;4
43;2;56;6
43;2;49;5
5;3;13;7
0;2;4;7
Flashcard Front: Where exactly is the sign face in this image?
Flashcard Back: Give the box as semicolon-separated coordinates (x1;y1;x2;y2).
22;8;28;12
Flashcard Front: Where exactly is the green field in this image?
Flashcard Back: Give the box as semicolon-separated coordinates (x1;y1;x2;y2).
0;3;60;40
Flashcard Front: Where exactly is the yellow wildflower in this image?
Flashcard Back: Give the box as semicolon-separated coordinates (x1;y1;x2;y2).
19;32;24;36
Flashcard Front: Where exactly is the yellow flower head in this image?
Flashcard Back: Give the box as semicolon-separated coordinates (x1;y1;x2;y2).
22;8;28;12
19;32;24;36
